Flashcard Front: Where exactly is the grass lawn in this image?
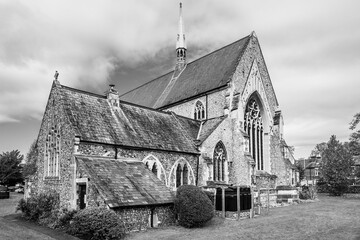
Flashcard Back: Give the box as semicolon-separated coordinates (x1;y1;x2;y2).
126;194;360;240
0;192;23;216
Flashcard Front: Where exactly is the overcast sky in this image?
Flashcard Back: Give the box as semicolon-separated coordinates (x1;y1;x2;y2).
1;0;359;159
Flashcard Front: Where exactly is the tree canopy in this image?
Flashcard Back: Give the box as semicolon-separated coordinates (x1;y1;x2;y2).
22;140;38;179
320;135;353;196
349;113;360;156
0;150;24;185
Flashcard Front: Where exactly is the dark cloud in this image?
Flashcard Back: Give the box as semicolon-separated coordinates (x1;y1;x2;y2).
0;0;359;158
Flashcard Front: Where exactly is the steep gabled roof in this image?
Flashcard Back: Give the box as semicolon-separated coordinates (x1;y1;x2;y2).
76;156;174;208
59;85;199;154
120;35;251;108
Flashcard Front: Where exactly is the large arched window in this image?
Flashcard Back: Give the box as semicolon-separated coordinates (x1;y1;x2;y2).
194;100;205;120
244;97;264;170
213;141;226;181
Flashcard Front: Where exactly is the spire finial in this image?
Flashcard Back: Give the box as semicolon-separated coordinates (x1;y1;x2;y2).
176;2;186;71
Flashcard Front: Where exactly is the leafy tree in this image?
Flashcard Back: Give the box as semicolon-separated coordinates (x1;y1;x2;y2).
349;113;360;156
310;142;327;157
321;135;353;196
0;150;24;185
295;162;305;181
22;140;38;179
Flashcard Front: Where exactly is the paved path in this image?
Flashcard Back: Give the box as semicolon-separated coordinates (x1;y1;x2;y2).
0;192;79;240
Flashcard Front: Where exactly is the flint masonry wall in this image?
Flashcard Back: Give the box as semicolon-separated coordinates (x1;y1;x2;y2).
32;82;76;209
78;142;198;189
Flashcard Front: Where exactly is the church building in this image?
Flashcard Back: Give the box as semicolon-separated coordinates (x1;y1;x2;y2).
29;3;296;230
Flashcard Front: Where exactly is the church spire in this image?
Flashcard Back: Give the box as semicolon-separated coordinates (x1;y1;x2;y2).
176;2;186;71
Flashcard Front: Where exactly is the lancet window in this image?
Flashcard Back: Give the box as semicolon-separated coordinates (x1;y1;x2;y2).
244;98;264;170
175;163;189;187
213;141;227;181
194;101;205;120
44;124;61;177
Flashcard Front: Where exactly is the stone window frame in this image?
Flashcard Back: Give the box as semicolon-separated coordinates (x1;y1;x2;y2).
142;155;167;186
193;100;206;120
169;158;195;190
213;141;227;182
44;124;61;178
244;96;264;171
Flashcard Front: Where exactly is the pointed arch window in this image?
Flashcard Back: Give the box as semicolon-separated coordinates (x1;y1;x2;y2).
44;124;60;177
176;165;182;187
244;97;264;170
152;162;158;176
194;101;206;120
182;164;188;185
213;141;227;182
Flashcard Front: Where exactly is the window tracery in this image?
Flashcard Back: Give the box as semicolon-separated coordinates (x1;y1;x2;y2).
45;124;60;177
194;101;205;120
213;141;226;181
244;97;264;170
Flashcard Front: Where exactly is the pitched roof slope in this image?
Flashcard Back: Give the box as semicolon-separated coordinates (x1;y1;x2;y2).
198;117;226;143
120;35;251;108
76;156;174;208
59;85;198;154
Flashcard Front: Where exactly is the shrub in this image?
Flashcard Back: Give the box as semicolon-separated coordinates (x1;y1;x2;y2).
67;208;126;240
16;191;59;221
174;185;214;228
299;185;317;200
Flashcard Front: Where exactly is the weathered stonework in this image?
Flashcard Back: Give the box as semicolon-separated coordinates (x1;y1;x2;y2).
30;83;77;209
77;142;198;190
164;89;227;120
115;205;175;232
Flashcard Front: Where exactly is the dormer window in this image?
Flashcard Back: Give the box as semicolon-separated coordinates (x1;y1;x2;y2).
194;100;205;120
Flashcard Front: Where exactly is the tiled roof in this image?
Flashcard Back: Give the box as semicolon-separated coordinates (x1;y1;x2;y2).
120;35;251;108
353;155;360;165
198;117;225;143
59;86;199;154
76;156;174;208
172;114;201;140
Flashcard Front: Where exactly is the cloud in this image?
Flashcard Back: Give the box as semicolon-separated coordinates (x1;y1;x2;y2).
0;0;359;159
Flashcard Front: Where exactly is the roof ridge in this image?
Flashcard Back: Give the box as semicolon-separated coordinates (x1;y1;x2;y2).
61;84;106;98
120;34;252;98
120;100;173;116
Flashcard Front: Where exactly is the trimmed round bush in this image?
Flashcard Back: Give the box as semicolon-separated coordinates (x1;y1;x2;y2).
175;185;214;228
67;208;125;240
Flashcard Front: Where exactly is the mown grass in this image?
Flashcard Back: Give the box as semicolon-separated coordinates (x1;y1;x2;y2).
126;194;360;240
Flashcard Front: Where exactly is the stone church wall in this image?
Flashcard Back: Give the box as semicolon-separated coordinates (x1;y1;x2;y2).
270;131;292;186
78;142;198;190
232;35;278;118
30;83;77;209
199;117;251;186
114;204;175;232
163;89;227;120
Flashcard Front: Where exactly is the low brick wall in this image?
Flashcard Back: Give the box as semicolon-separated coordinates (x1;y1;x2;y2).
215;210;250;220
114;204;175;232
